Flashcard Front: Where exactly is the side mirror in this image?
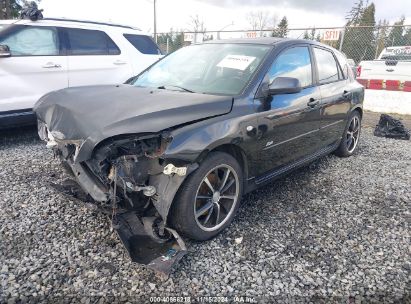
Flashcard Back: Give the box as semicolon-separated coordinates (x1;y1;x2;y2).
268;77;301;95
0;45;11;58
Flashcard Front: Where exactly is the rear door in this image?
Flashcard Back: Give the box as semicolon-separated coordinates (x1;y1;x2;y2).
312;47;351;146
63;27;133;87
0;25;68;112
251;45;322;177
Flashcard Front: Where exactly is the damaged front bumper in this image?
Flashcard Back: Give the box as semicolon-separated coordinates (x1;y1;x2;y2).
39;121;197;274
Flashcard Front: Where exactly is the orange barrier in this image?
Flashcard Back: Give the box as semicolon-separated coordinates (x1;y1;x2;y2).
369;79;383;90
385;80;401;91
357;79;411;92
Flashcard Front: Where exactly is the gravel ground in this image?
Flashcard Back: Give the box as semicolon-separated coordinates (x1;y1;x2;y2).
0;118;410;303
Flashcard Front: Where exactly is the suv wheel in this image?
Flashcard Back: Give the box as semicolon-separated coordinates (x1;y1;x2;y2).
169;152;243;241
335;111;362;157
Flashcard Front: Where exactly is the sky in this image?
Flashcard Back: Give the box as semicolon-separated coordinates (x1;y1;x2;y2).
40;0;411;34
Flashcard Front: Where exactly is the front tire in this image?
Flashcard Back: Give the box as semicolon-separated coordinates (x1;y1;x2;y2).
334;111;362;157
169;152;243;241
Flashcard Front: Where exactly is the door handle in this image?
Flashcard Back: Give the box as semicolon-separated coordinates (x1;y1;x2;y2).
113;60;127;65
42;62;62;68
307;98;319;108
342;90;352;99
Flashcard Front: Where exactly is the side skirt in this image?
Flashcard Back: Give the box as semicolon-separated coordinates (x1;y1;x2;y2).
246;141;339;192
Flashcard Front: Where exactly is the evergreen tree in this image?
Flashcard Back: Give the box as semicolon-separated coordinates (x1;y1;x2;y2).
271;16;288;38
341;2;376;63
387;16;405;46
1;0;40;19
375;19;389;57
403;27;411;46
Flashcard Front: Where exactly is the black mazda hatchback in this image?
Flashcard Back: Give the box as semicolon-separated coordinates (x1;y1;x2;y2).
35;38;364;272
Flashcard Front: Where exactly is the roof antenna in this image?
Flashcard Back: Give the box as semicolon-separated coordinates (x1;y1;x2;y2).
20;1;44;21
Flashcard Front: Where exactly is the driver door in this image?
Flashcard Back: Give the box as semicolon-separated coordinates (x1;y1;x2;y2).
0;25;68;113
251;45;323;178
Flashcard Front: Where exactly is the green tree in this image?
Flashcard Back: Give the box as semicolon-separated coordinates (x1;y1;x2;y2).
375;19;389;57
341;2;376;63
271;16;288;38
1;0;40;19
403;27;411;46
386;16;405;46
156;29;184;54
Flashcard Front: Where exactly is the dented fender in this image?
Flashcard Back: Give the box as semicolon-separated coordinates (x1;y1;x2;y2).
150;163;199;223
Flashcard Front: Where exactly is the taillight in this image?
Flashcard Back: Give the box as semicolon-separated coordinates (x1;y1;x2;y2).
356;65;362;77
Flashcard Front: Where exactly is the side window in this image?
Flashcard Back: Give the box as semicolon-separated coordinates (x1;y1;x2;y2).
268;46;312;87
334;51;350;80
66;28;120;55
313;48;340;84
123;34;161;55
0;26;59;56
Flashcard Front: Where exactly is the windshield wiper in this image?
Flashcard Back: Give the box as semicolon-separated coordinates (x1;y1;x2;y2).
157;85;195;93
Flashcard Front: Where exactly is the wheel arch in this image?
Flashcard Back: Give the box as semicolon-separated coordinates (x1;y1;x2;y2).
351;106;363;118
195;143;249;181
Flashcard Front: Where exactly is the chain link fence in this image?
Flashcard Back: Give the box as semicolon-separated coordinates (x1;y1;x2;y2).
156;25;411;64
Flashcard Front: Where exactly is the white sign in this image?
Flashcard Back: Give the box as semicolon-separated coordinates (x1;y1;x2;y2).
217;55;256;71
323;30;340;41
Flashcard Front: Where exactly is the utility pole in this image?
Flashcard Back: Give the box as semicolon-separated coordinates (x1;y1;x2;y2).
153;0;157;43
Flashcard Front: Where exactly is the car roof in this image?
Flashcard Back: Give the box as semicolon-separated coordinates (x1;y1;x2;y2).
8;18;146;35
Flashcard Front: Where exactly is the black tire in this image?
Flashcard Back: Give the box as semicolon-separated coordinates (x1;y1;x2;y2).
169;152;243;241
334;111;362;157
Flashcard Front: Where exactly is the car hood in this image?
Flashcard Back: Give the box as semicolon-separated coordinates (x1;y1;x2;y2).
34;85;233;161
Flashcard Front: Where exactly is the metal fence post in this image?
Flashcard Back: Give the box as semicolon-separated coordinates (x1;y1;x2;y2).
339;27;346;51
374;26;380;59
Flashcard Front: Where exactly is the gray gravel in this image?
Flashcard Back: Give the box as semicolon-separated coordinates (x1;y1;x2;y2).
0;123;410;303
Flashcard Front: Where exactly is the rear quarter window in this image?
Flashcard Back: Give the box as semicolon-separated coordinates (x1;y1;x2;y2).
123;34;161;55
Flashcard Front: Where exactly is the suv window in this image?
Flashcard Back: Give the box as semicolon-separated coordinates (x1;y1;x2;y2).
65;28;120;55
123;34;161;55
314;47;340;84
0;26;59;56
268;46;312;87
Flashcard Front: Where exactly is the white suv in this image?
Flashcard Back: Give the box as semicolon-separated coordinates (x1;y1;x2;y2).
0;18;162;128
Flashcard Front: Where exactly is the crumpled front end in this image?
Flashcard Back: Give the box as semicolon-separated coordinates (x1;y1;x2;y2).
38;121;197;274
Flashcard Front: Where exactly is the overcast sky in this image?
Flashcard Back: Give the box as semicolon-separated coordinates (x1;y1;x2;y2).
40;0;411;34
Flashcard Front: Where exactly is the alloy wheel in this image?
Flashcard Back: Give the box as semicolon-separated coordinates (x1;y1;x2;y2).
194;164;240;232
346;116;360;153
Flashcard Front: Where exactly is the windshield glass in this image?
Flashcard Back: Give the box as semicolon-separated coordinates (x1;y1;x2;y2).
132;43;271;95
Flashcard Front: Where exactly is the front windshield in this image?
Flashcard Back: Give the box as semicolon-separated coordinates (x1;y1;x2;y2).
132;43;271;95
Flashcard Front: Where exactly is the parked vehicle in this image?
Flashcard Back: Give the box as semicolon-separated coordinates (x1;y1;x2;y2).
347;58;357;78
357;46;411;81
35;38;364;273
0;18;162;128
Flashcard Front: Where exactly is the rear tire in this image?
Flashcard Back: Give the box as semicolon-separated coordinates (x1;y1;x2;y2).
334;111;362;157
169;152;243;241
